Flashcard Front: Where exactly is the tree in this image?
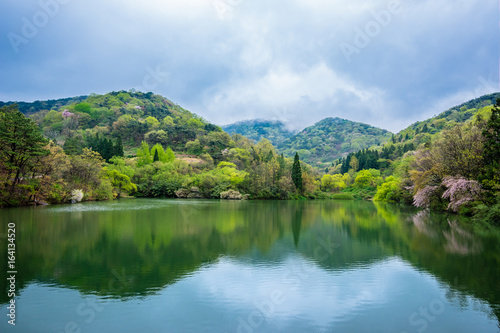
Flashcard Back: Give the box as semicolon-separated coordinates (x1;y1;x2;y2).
374;176;400;203
136;141;152;167
441;176;483;212
434;125;484;179
349;156;359;172
153;149;159;162
354;170;373;187
114;136;124;157
292;152;303;193
103;168;137;198
277;153;286;180
63;135;84;155
0;105;49;205
165;146;175;162
481;98;500;189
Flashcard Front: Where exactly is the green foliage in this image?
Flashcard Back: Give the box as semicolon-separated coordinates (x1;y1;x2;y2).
136;141;152;167
321;174;346;192
374;176;401;203
480;98;500;190
103;168;137;197
0;105;49;206
354;170;373;187
292;152;303;193
279;117;392;166
331;192;355;200
222;120;295;146
165;147;175;162
74;102;92;114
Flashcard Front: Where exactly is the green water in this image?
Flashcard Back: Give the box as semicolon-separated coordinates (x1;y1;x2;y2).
0;199;499;332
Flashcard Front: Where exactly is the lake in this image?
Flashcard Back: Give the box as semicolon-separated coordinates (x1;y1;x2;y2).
1;199;499;333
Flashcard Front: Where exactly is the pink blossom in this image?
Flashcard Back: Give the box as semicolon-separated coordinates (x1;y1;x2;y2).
62;109;74;117
441;176;482;212
413;185;440;208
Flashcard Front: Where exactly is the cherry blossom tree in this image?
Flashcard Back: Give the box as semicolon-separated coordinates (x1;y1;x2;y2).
441;176;483;212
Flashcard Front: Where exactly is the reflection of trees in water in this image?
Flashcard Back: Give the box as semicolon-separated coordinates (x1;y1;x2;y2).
411;210;439;239
410;210;481;255
0;200;499;325
442;219;482;255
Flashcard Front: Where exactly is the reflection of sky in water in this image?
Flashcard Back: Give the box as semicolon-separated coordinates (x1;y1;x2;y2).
3;256;497;333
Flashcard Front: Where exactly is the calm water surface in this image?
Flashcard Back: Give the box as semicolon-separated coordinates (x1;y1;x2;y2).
0;199;499;332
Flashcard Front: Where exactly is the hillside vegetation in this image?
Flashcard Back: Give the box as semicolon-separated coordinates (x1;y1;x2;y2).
0;91;321;207
0;96;87;115
278;117;392;167
222;119;296;146
1;90;500;226
326;93;500;225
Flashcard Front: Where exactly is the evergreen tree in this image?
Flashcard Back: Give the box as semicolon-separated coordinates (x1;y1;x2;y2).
63;136;83;155
114;136;124;157
292;152;303;193
0;105;49;203
153;149;159;162
277;153;286;180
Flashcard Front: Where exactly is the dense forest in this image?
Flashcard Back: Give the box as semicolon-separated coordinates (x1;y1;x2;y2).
0;95;87;115
222;119;296;146
277;117;392;167
1;91;499;225
0;91;321;208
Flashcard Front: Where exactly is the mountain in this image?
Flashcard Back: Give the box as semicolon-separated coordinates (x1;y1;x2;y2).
222;119;296;146
0;96;88;115
12;90;225;157
278;117;392;166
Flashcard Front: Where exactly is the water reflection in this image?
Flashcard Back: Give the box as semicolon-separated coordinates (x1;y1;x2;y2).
0;199;499;332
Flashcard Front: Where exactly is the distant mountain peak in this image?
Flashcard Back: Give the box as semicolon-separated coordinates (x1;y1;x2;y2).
222;119;297;146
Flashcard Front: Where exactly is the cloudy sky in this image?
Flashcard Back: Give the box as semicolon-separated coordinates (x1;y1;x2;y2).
0;0;498;132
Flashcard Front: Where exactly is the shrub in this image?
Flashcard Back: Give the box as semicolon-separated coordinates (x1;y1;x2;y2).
331;193;355;200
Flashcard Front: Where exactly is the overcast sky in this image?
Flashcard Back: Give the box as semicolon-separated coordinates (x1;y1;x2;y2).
0;0;498;132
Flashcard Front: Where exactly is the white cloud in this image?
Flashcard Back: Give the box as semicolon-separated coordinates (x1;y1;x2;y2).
0;0;498;132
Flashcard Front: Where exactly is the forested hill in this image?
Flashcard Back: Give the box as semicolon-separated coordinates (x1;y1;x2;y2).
278;117;392;167
0;96;87;115
22;90;225;153
222;119;296;146
1;90;324;206
368;92;500;163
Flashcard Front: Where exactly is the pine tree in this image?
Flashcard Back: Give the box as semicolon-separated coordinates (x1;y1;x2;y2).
63;136;83;155
0;105;49;202
292;152;303;193
153;149;159;162
114;136;124;157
